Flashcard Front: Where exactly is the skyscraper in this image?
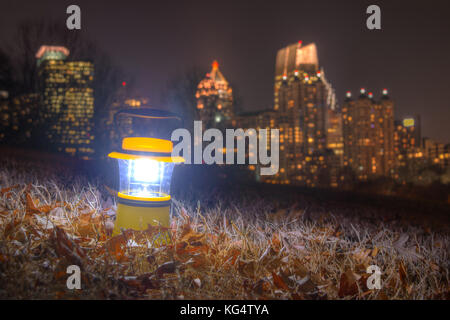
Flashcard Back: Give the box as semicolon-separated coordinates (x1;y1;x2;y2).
394;115;424;178
37;45;95;159
196;61;233;130
342;89;395;180
271;42;338;187
0;91;40;145
236;42;339;187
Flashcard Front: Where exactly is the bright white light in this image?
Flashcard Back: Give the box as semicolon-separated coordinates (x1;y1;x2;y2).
132;159;160;183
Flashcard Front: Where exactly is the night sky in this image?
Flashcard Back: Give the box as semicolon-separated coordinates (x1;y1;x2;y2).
1;0;449;142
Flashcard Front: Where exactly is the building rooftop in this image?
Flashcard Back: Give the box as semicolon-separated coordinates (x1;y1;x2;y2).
35;45;70;66
275;42;319;77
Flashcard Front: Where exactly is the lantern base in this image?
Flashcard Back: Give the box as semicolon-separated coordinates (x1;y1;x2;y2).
113;200;171;246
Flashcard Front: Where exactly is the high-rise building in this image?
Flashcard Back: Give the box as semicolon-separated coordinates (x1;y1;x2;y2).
12;93;40;144
271;42;337;187
236;42;339;187
196;61;233;130
393;115;425;182
37;45;95;159
342;89;395;180
0;91;40;145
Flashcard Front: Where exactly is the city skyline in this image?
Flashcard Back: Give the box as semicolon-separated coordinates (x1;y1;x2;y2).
0;1;449;143
195;41;448;188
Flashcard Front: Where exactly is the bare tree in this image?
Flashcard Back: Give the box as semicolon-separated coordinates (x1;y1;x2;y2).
161;66;206;132
0;48;14;92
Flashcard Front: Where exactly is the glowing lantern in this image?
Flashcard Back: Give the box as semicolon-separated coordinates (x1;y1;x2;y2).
108;109;184;243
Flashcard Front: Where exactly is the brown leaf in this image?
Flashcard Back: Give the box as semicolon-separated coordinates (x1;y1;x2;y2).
52;227;86;266
155;261;180;277
120;277;143;291
371;246;379;257
238;259;256;278
398;261;408;289
103;229;136;262
192;253;208;268
272;272;289;290
26;193;40;215
0;185;19;197
54;270;66;280
271;232;282;252
253;279;271;296
291;292;305;300
226;248;240;266
180;230;205;245
338;270;360;297
430;262;440;272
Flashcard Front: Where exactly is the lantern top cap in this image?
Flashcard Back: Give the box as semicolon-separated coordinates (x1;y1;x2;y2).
108;137;184;162
123;137;173;153
108;151;184;162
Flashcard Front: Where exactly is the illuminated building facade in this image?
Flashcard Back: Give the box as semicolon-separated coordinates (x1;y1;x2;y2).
342;89;395;180
236;42;339;187
37;46;95;159
423;138;449;169
326;108;344;187
0;91;40;145
0;91;9;142
393;115;426;182
196;61;233;130
12;93;41;144
233;109;277;180
394;116;422;165
273;42;338;187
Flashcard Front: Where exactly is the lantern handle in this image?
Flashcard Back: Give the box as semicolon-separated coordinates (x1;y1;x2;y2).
114;108;183;129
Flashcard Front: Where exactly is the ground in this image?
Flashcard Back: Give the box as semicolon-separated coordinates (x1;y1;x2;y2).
0;153;449;300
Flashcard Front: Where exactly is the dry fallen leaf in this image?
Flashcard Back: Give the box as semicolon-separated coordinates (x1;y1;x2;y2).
272;272;289;291
155;261;180;277
371;246;379;257
399;261;408;290
338;270;361;297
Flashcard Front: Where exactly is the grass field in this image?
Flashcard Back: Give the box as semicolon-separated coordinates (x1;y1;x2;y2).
0;155;449;300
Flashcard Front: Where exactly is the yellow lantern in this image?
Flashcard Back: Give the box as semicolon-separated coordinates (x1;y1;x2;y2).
108;109;184;244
